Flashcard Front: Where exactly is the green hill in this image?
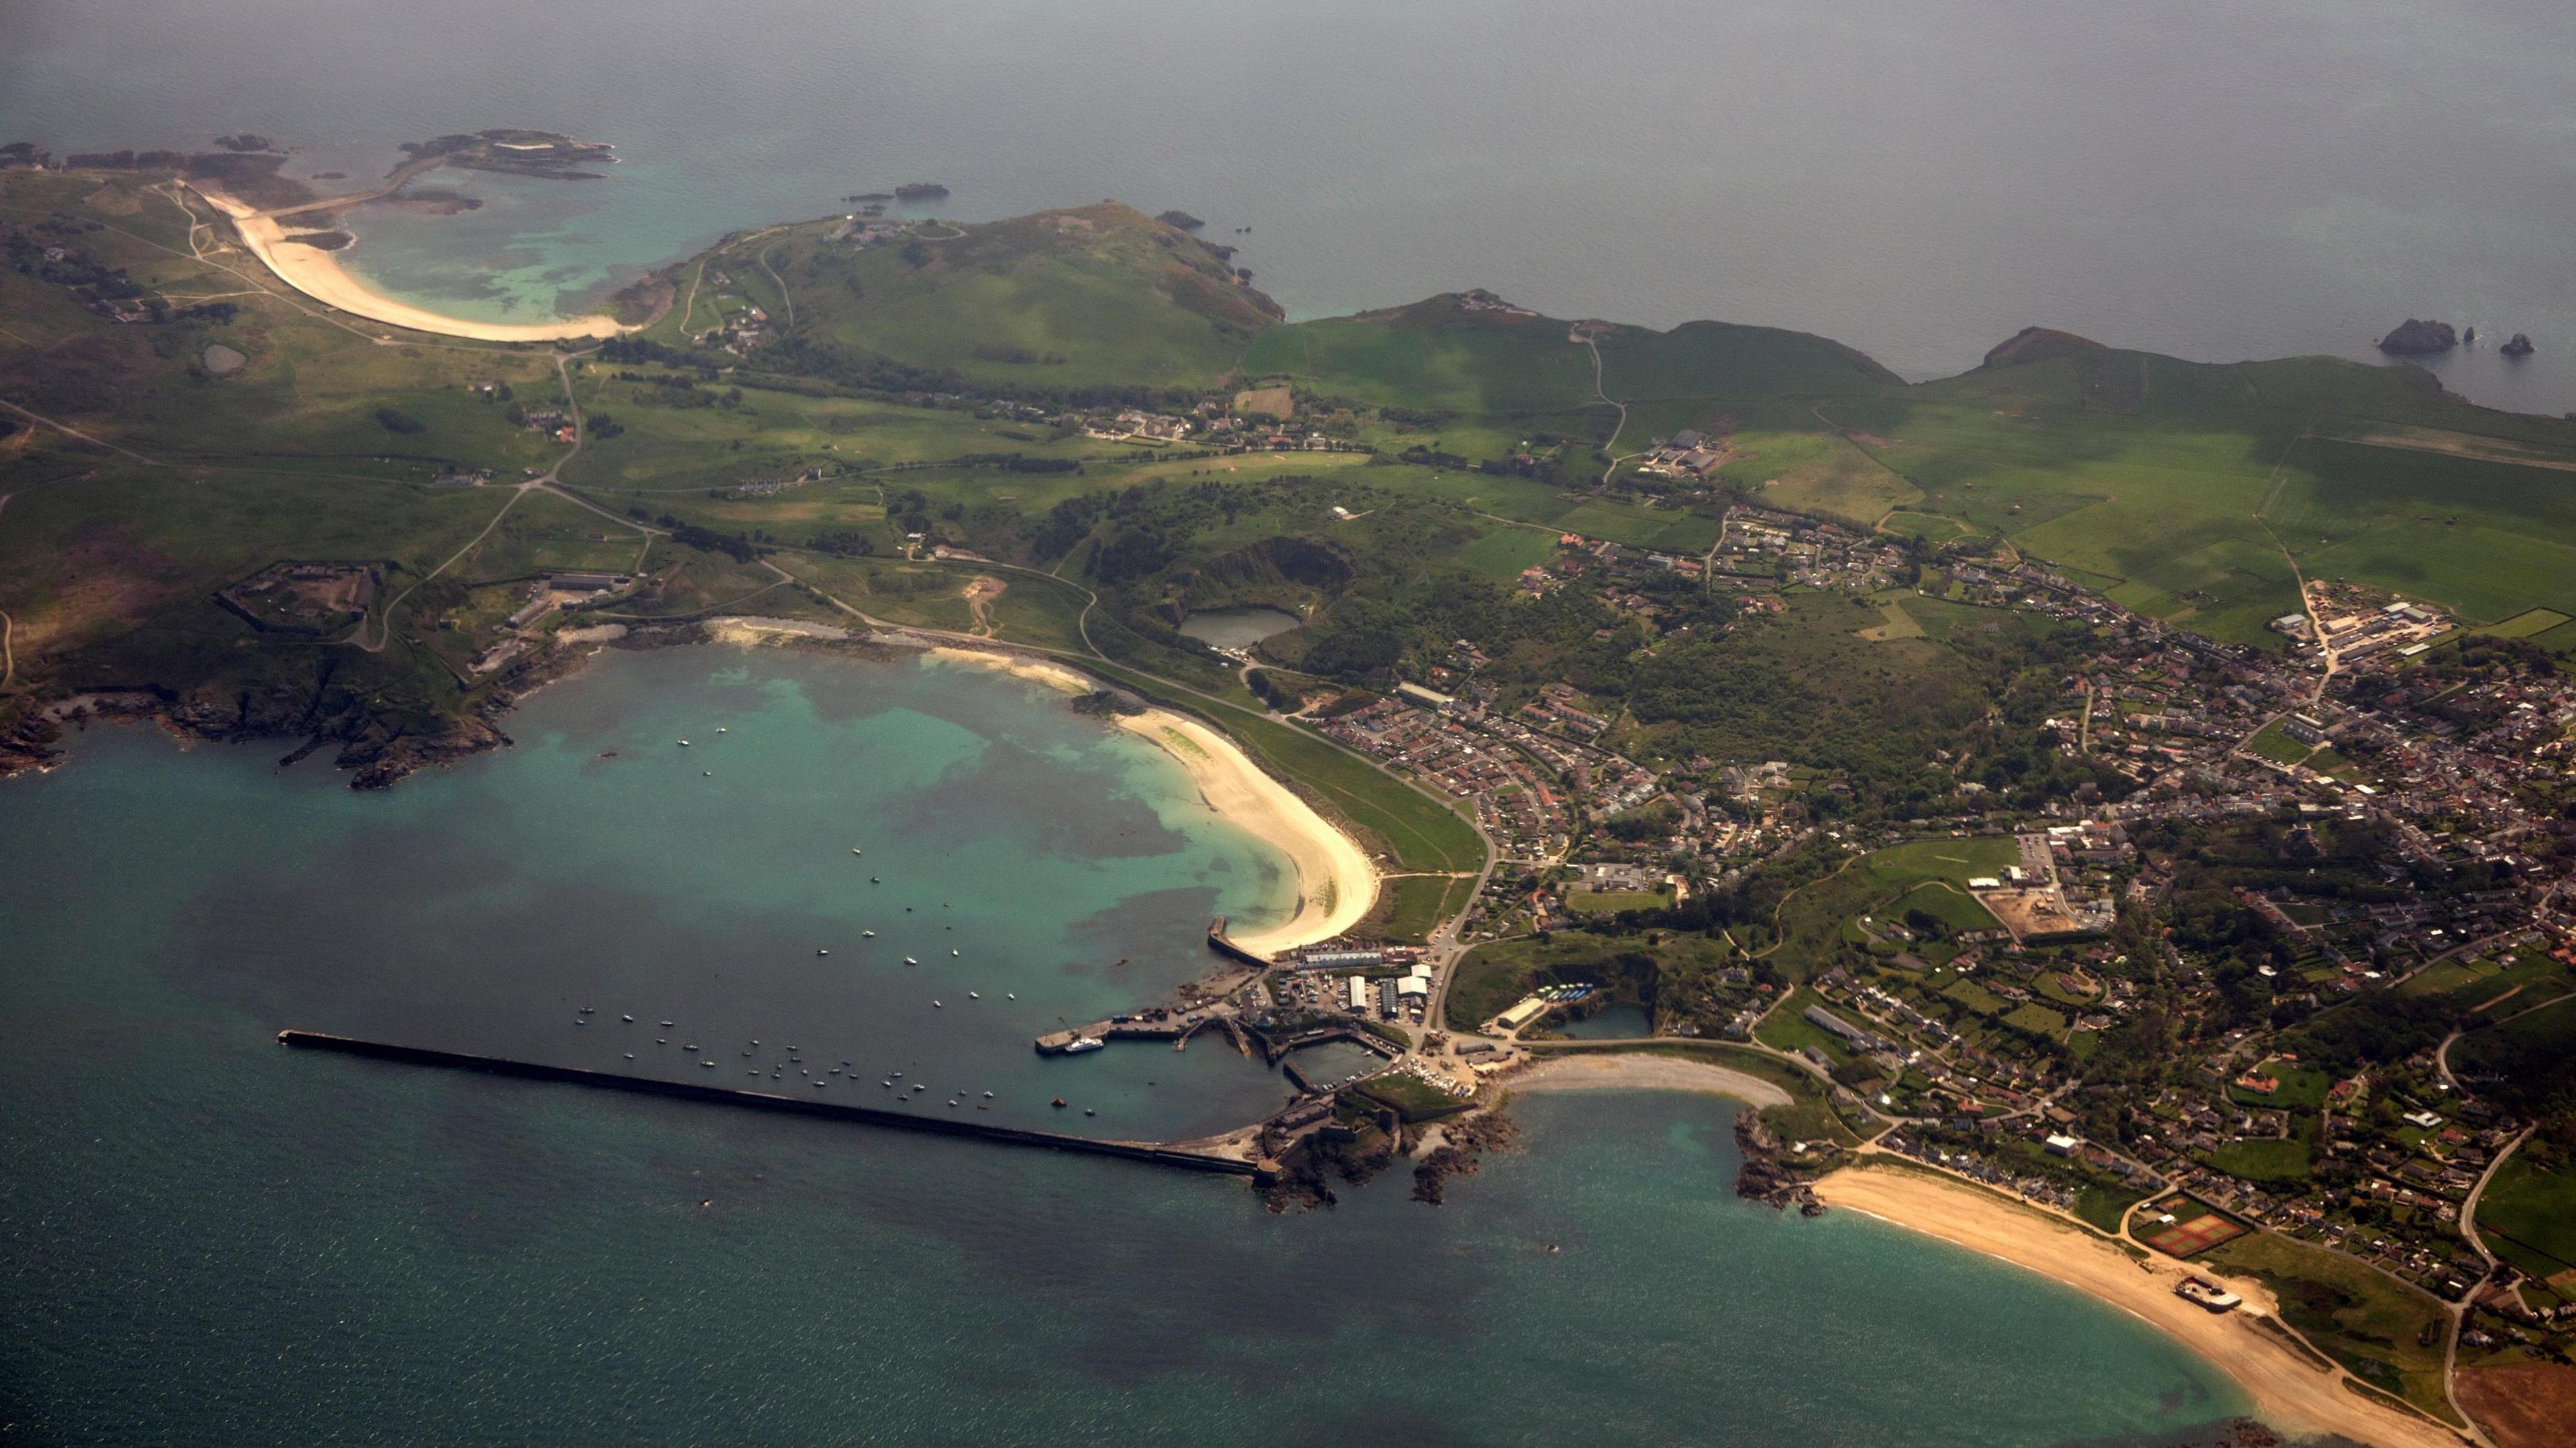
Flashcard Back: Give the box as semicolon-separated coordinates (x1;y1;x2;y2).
1240;294;1897;416
648;202;1278;392
1821;345;2576;643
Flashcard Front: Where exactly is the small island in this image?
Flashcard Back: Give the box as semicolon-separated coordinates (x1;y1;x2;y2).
2375;317;2458;355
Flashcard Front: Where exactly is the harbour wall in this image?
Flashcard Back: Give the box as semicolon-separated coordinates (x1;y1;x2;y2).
277;1030;1259;1176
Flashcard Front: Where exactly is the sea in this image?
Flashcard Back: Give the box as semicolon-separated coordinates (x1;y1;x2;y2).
3;0;2571;413
0;646;2257;1443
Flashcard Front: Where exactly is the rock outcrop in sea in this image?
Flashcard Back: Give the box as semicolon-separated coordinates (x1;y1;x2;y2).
1733;1108;1825;1214
2502;332;2536;357
2376;319;2458;355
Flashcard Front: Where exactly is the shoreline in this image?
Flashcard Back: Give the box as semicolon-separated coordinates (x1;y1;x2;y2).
920;647;1378;954
189;183;628;343
1811;1162;2460;1448
1511;1052;1791;1106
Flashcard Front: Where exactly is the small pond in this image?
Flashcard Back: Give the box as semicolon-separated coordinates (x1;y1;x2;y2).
1177;606;1301;649
1554;1001;1652;1040
201;343;247;375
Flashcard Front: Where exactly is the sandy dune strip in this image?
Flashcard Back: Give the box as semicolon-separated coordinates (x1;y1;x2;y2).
1513;1052;1791;1107
1811;1163;2459;1448
191;184;627;343
923;649;1377;954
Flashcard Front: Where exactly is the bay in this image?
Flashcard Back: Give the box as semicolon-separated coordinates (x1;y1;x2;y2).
0;647;2257;1443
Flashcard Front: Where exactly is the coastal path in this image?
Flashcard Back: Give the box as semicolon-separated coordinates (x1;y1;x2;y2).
250;152;455;221
0;397;162;467
1574;324;1642;491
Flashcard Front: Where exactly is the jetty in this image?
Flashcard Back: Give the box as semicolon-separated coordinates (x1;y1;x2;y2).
277;1030;1258;1176
1204;915;1272;969
1034;1011;1229;1056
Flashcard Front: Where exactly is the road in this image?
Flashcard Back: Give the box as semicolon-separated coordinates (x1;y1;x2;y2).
0;397;162;465
359;351;653;651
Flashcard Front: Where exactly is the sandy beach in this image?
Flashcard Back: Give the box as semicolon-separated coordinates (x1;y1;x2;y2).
923;648;1378;954
191;184;627;343
1513;1052;1790;1107
1812;1162;2461;1448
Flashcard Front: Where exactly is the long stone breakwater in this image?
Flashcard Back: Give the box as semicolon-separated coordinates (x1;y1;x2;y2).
276;1030;1260;1177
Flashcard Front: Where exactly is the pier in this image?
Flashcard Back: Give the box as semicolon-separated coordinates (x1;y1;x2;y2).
1204;915;1273;969
1034;1012;1222;1055
277;1030;1259;1177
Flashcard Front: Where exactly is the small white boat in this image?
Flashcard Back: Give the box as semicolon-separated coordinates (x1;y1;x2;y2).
1063;1036;1105;1055
950;949;960;957
817;948;830;956
981;1091;994;1098
700;1060;715;1068
863;930;875;938
623;1053;635;1060
814;1081;827;1089
678;740;690;746
968;991;981;999
716;727;727;734
660;1020;674;1027
851;846;863;855
932;1000;944;1008
621;1014;633;1022
1006;993;1015;1000
904;956;919;966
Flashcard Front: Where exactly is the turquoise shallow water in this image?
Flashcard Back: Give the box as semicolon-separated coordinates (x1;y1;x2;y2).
4;0;2571;411
0;647;2257;1443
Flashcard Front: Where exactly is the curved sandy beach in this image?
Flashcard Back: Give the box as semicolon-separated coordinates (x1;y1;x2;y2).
1513;1052;1792;1106
923;648;1378;954
191;184;627;343
1813;1162;2460;1448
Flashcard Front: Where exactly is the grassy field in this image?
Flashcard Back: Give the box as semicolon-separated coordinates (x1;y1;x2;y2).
2475;1147;2576;1290
1348;1072;1472;1123
1371;873;1479;945
1722;430;1920;525
1079;661;1486;878
2202;1137;2314;1184
2474;607;2571;640
1768;837;2013;974
2200;1230;2457;1422
1441;931;1715;1032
